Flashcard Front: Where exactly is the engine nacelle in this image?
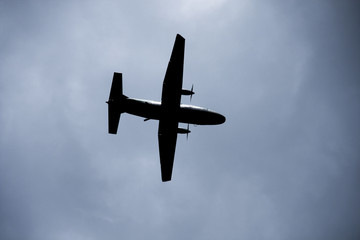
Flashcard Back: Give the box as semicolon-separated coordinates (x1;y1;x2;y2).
181;89;195;96
177;128;191;134
181;85;195;101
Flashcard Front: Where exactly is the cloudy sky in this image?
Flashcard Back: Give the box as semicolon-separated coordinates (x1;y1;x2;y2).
1;0;359;239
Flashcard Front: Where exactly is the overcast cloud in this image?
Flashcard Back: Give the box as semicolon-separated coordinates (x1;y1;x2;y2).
1;0;359;239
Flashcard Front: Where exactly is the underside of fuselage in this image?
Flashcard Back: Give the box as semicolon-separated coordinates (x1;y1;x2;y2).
123;98;225;125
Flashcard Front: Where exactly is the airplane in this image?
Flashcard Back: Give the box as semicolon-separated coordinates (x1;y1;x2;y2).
107;34;226;182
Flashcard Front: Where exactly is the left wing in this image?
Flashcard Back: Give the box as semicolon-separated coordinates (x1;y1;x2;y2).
158;120;178;182
158;34;185;182
161;34;185;109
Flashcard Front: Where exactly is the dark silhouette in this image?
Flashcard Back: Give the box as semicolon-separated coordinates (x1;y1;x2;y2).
107;34;226;182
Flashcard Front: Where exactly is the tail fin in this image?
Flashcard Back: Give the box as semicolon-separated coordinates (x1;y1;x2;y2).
107;72;127;134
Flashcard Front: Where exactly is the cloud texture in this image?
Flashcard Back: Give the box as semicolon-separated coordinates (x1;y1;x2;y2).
1;0;359;239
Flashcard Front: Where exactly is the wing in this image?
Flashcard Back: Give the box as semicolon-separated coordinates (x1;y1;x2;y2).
158;120;178;182
161;34;185;109
158;34;185;182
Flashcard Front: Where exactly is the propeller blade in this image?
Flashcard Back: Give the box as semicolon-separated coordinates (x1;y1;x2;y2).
186;124;190;140
190;84;194;102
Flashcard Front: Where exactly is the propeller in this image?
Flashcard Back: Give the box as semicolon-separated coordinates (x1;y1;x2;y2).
181;85;195;101
190;84;194;102
186;124;190;140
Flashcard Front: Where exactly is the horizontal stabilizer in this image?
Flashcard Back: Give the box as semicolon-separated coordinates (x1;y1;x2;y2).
108;103;121;134
107;72;126;134
109;72;123;101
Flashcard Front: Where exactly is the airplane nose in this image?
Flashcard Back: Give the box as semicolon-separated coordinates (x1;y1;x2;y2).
213;112;226;124
219;114;226;124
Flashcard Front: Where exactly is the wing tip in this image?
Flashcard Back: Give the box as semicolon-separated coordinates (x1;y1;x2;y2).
176;34;185;41
162;177;172;182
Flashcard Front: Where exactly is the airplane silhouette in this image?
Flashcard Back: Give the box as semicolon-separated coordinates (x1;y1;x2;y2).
107;34;226;182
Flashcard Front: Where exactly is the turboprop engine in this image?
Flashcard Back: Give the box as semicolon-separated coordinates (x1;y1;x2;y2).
181;85;195;100
177;125;191;139
177;127;191;134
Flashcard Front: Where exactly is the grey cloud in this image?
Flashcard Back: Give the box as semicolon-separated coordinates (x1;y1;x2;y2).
1;0;359;239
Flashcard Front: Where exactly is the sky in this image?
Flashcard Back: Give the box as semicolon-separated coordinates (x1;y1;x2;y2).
1;0;359;239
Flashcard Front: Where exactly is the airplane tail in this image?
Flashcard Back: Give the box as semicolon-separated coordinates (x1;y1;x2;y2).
107;72;127;134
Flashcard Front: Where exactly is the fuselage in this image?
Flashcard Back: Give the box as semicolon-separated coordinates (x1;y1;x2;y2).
123;98;225;125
